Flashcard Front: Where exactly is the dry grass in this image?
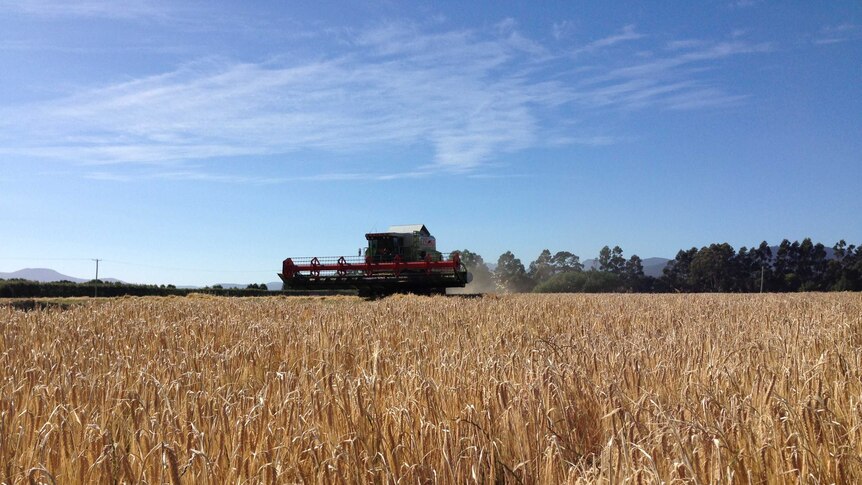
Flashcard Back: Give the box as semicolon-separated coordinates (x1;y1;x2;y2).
1;293;861;483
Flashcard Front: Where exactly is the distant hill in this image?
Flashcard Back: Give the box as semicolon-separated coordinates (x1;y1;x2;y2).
0;268;123;283
642;257;672;278
0;268;87;283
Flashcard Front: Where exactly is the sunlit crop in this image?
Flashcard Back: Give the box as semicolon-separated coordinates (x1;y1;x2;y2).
2;293;860;483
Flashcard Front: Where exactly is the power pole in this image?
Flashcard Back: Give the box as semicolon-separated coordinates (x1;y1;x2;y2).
760;265;764;293
93;259;102;298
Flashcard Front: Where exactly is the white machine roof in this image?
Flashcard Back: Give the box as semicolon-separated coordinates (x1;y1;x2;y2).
387;224;430;235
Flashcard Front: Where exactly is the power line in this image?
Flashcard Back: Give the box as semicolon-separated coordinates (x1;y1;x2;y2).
0;256;275;274
102;259;275;273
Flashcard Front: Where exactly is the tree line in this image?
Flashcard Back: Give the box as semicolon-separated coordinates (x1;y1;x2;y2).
452;238;862;293
0;279;273;298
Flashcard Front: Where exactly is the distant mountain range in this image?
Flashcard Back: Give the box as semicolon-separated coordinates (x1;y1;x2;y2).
640;257;672;278
0;268;124;284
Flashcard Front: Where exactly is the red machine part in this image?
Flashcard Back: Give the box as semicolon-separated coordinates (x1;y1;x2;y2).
282;252;462;280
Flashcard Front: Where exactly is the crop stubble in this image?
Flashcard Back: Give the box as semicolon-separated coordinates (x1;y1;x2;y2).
1;293;861;483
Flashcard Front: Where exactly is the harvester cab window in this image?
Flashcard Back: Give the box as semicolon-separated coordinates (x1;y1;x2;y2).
369;235;403;261
387;237;403;259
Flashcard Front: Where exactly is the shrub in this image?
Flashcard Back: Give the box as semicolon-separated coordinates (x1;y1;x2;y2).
533;270;624;293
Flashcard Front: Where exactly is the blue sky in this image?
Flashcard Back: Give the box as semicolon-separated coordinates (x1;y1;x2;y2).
1;1;860;285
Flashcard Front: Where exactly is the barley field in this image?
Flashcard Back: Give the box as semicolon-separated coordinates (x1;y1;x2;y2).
1;294;861;483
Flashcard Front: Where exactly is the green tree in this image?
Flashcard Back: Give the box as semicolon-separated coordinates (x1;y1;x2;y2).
797;238;828;290
623;254;645;290
827;240;849;287
495;251;533;292
829;240;862;290
533;271;624;293
551;251;583;273
528;249;554;284
689;243;737;292
734;246;754;291
750;241;774;291
662;247;698;292
835;243;862;290
598;246;626;274
833;240;850;261
773;239;799;291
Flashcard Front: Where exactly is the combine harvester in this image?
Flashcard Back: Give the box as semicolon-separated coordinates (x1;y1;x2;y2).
279;224;472;297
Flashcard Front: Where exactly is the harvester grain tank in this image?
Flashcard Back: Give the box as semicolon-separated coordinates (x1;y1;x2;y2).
279;224;472;296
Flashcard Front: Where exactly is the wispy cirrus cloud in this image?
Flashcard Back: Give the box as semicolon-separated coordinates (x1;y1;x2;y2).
813;24;861;45
552;21;575;41
2;50;543;172
0;0;170;20
1;22;552;174
0;20;772;182
83;166;439;183
566;39;772;110
0;0;272;36
730;0;762;8
603;40;772;80
573;24;643;55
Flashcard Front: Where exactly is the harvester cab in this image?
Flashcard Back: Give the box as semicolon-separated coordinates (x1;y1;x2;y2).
279;224;471;297
365;224;441;262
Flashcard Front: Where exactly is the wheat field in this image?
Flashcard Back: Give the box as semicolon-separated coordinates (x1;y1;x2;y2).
1;293;861;483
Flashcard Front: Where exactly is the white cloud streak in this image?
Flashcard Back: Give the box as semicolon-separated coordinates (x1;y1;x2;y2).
0;0;171;20
0;21;771;182
552;21;574;41
573;24;643;55
730;0;762;8
565;40;772;110
814;24;861;45
83;166;442;183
